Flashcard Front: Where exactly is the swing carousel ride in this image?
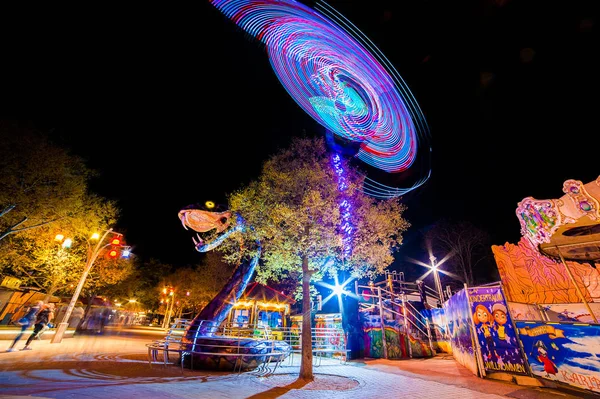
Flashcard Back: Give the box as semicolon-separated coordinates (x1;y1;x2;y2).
177;0;431;371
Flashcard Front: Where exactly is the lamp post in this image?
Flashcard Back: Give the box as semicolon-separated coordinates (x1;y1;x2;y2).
161;288;176;329
429;255;445;305
52;228;121;343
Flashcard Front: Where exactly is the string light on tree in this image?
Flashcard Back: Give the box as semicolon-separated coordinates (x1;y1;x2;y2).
332;153;353;259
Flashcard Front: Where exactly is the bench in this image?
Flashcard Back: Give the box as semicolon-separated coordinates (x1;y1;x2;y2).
146;340;288;377
181;349;286;376
146;341;188;372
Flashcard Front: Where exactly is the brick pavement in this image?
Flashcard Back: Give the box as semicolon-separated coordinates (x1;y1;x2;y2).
0;326;596;399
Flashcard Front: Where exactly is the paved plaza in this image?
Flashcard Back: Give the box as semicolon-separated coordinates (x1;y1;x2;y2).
0;326;596;399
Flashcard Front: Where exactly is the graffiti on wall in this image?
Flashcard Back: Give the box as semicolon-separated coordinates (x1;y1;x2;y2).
445;289;478;375
363;326;432;359
516;321;600;394
468;286;528;375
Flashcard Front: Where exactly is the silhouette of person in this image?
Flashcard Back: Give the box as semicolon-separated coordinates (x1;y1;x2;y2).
69;304;85;329
6;301;43;352
21;303;54;350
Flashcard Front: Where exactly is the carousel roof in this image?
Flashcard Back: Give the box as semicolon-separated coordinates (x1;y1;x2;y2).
516;176;600;263
242;282;296;304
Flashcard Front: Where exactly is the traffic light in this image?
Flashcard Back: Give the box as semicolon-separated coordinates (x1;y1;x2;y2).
111;237;121;246
108;249;118;258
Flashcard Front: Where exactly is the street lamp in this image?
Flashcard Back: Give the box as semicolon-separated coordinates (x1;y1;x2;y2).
429;255;445;305
52;228;124;343
161;288;176;329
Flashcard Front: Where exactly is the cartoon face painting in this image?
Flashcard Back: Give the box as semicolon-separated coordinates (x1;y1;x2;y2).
473;304;498;359
492;303;508;342
474;305;491;326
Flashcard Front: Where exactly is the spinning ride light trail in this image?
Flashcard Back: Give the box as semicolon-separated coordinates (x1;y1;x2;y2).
332;153;353;258
210;0;431;198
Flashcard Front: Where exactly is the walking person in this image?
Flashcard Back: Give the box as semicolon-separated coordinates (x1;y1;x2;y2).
6;301;43;352
69;303;85;329
21;303;55;350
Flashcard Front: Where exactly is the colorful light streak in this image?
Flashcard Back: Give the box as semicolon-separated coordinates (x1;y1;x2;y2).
332;153;352;258
210;0;431;198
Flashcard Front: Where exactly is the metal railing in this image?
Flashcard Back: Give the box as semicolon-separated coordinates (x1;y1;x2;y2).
356;283;434;359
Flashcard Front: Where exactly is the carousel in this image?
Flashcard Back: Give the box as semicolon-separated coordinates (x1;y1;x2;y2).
228;282;295;336
492;176;600;323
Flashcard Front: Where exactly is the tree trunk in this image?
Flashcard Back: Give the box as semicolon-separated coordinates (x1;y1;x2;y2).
298;255;314;381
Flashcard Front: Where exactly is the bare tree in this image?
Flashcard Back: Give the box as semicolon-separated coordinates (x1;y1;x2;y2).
423;219;492;286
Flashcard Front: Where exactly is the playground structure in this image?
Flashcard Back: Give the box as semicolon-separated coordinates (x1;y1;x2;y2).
355;271;446;359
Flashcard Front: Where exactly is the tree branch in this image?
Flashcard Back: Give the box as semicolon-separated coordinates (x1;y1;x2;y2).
0;216;64;241
0;204;16;218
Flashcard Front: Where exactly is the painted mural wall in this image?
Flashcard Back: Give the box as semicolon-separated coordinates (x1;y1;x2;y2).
362;312;433;359
363;326;432;359
507;301;542;321
516;321;600;394
498;301;600;325
541;303;600;324
492;237;600;304
445;288;479;376
467;286;528;375
425;307;452;353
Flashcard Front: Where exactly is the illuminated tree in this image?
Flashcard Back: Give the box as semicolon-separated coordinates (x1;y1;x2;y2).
225;136;410;381
0;122;94;241
158;252;236;318
106;257;167;313
0;122;132;301
2;194;126;301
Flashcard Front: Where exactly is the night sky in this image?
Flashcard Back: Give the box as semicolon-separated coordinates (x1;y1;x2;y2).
1;1;598;282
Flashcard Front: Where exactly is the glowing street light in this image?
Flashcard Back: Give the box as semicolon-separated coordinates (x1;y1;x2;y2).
52;228;127;343
161;287;177;329
121;247;131;258
407;251;459;306
316;273;358;313
429;255;444;304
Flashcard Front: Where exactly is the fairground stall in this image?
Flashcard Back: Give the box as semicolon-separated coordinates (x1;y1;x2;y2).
228;282;295;334
490;176;600;394
414;177;600;396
